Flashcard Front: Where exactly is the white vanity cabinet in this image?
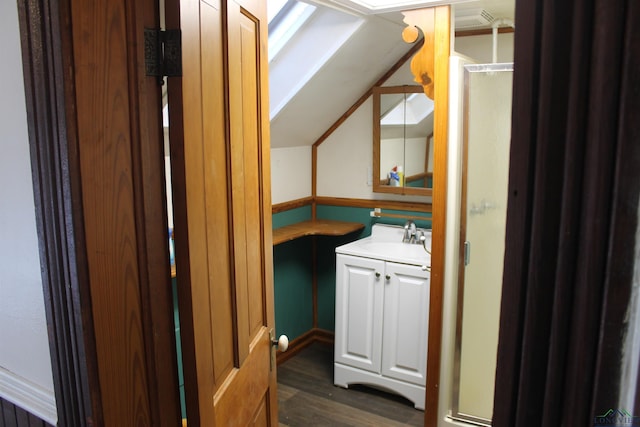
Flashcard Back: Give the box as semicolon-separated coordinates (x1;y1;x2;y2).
334;251;430;410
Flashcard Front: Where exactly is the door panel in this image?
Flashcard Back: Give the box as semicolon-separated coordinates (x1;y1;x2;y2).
227;1;266;363
200;0;235;386
239;10;266;341
167;0;275;424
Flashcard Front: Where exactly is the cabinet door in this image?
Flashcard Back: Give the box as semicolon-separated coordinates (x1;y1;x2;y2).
382;262;430;386
335;254;385;373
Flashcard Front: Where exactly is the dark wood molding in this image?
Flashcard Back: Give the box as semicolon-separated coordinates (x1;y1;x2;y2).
273;196;432;215
19;0;182;425
67;0;180;423
17;0;101;425
314;196;431;213
455;27;514;38
1;397;55;427
272;196;314;213
122;2;182;424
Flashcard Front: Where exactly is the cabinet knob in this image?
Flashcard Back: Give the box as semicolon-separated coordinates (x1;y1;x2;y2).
375;272;381;278
385;274;391;280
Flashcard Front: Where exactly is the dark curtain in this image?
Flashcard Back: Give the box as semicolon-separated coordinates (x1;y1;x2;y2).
494;0;640;426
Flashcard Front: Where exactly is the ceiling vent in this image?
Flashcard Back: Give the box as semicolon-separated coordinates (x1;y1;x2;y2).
455;8;494;29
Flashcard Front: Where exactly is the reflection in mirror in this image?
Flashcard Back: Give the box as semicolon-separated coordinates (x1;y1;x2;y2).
373;85;434;196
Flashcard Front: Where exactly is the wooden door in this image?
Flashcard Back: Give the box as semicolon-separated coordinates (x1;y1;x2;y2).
165;0;276;425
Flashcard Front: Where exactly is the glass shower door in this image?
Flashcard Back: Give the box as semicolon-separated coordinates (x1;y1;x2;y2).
452;63;513;425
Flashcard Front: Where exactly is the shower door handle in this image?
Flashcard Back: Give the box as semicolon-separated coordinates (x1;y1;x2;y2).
464;241;471;266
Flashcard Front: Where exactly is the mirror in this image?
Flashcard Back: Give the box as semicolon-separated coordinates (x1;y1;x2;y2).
373;85;434;195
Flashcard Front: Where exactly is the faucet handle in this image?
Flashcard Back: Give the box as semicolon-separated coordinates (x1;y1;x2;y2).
402;220;418;243
402;221;411;242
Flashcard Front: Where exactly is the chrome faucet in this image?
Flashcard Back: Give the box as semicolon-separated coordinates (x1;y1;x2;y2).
402;220;417;243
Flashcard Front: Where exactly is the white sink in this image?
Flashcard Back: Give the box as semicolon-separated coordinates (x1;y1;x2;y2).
336;224;431;267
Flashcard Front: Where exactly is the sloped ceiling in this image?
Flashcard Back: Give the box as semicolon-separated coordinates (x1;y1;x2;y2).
269;0;515;148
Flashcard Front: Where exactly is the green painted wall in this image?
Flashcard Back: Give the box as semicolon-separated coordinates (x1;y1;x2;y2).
272;204;312;229
272;204;431;337
171;277;186;419
272;206;313;341
273;238;313;340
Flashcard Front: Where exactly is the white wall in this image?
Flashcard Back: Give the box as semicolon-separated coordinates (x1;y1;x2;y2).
0;1;57;424
317;100;373;199
271;146;312;204
316;97;429;203
455;33;514;64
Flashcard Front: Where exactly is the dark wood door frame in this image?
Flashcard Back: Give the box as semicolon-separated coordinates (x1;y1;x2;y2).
18;0;181;425
18;1;100;424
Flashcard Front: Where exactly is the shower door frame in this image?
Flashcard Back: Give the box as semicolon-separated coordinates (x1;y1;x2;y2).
451;62;514;427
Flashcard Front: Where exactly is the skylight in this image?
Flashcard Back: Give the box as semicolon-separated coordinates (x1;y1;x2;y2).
381;94;434;126
268;0;317;62
268;0;289;23
327;0;473;14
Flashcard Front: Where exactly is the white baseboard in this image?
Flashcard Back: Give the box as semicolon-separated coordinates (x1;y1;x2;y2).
0;366;57;425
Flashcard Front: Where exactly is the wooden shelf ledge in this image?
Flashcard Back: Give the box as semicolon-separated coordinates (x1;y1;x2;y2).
273;219;364;246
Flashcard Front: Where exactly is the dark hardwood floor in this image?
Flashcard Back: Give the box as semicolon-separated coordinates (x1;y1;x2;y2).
277;343;425;426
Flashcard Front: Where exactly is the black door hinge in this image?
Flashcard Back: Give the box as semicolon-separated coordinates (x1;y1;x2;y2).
144;28;182;83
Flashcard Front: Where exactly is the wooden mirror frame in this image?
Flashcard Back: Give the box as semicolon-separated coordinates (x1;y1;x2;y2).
373;84;433;196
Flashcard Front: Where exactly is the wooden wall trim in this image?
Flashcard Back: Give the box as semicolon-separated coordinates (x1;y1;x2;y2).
424;7;450;425
314;196;431;213
272;196;314;213
455;27;514;38
273;196;432;215
17;0;101;425
312;146;318;217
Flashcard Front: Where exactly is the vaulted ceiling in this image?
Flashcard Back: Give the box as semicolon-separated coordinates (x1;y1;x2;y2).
269;0;515;148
